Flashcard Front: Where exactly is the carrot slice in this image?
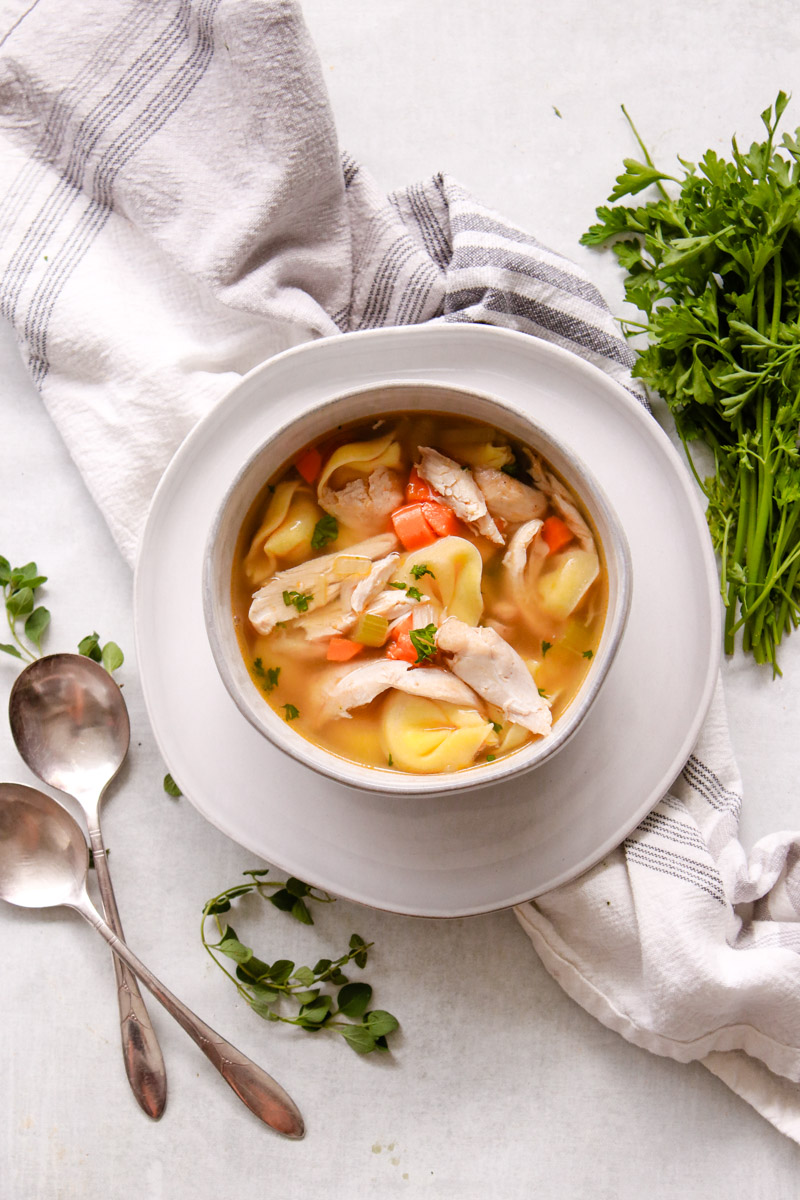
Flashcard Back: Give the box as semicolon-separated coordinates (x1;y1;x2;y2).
296;446;322;484
541;515;574;554
391;503;437;550
326;637;364;662
385;613;417;663
405;466;436;503
388;613;414;641
386;632;417;662
421;500;461;537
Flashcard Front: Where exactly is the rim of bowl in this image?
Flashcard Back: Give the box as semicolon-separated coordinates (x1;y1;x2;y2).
203;378;632;796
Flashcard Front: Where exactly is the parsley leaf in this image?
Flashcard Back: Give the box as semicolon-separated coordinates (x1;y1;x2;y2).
282;703;300;721
253;658;281;692
311;514;338;550
410;564;435;580
283;589;312;613
406;586;423;601
409;623;437;663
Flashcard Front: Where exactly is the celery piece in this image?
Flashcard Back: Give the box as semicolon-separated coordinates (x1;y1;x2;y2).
332;555;372;578
351;612;389;647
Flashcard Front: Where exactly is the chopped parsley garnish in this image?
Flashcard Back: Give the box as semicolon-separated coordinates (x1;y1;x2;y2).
283;589;312;612
388;581;407;590
486;754;496;763
311;513;338;550
538;688;548;698
282;703;300;721
541;641;552;656
406;586;423;601
387;754;394;767
582;649;594;660
253;658;280;693
490;721;503;735
501;461;520;478
410;564;435;580
409;623;437;663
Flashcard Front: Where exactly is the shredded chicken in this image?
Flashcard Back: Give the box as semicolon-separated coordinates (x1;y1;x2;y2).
249;533;398;634
502;519;544;582
321;660;481;721
524;450;594;552
473;467;548;525
318;465;404;535
416;447;504;545
350;553;401;612
435;617;552;736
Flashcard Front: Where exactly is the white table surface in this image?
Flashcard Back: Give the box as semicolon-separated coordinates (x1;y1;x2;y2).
3;2;800;1196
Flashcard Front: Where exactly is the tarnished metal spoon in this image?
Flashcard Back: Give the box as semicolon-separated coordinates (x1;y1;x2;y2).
8;652;167;1119
0;782;305;1138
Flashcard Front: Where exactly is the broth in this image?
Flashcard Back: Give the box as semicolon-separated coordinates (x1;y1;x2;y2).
232;412;607;774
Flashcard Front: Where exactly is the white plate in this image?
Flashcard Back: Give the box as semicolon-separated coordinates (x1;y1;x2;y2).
134;324;720;917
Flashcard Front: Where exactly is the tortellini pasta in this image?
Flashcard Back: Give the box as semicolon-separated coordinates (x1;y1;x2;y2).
536;548;600;621
485;704;530;756
244;482;323;583
317;432;405;535
396;536;484;625
437;425;514;471
317;431;403;494
381;694;496;773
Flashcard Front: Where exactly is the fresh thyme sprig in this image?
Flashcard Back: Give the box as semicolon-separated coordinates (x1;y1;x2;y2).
201;870;399;1055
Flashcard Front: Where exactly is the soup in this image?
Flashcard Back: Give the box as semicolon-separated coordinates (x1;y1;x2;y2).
231;412;607;774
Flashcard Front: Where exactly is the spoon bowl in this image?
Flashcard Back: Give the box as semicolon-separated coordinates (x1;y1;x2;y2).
0;781;304;1138
0;782;87;909
9;653;130;803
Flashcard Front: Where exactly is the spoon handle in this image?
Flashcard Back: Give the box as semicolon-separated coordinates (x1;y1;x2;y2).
87;823;168;1121
76;890;305;1139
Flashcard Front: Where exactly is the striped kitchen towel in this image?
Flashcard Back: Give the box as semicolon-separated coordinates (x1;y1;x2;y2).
1;0;799;1145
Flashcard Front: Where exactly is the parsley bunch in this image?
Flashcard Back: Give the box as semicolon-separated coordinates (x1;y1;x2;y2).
583;93;800;673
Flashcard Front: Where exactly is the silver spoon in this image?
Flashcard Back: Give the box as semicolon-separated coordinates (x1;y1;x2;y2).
8;652;167;1119
0;782;305;1138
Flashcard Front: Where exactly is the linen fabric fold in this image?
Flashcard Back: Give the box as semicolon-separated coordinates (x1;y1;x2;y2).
1;0;799;1144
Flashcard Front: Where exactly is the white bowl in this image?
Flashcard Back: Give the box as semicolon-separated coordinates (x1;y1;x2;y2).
203;378;632;796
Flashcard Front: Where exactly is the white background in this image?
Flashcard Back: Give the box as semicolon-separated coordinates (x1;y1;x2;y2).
2;1;800;1196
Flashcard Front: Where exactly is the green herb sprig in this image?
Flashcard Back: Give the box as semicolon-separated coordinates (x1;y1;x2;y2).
311;514;338;551
583;93;800;673
409;623;437;663
253;658;280;693
201;870;399;1055
0;554;122;673
77;632;124;674
283;589;313;613
0;558;50;661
